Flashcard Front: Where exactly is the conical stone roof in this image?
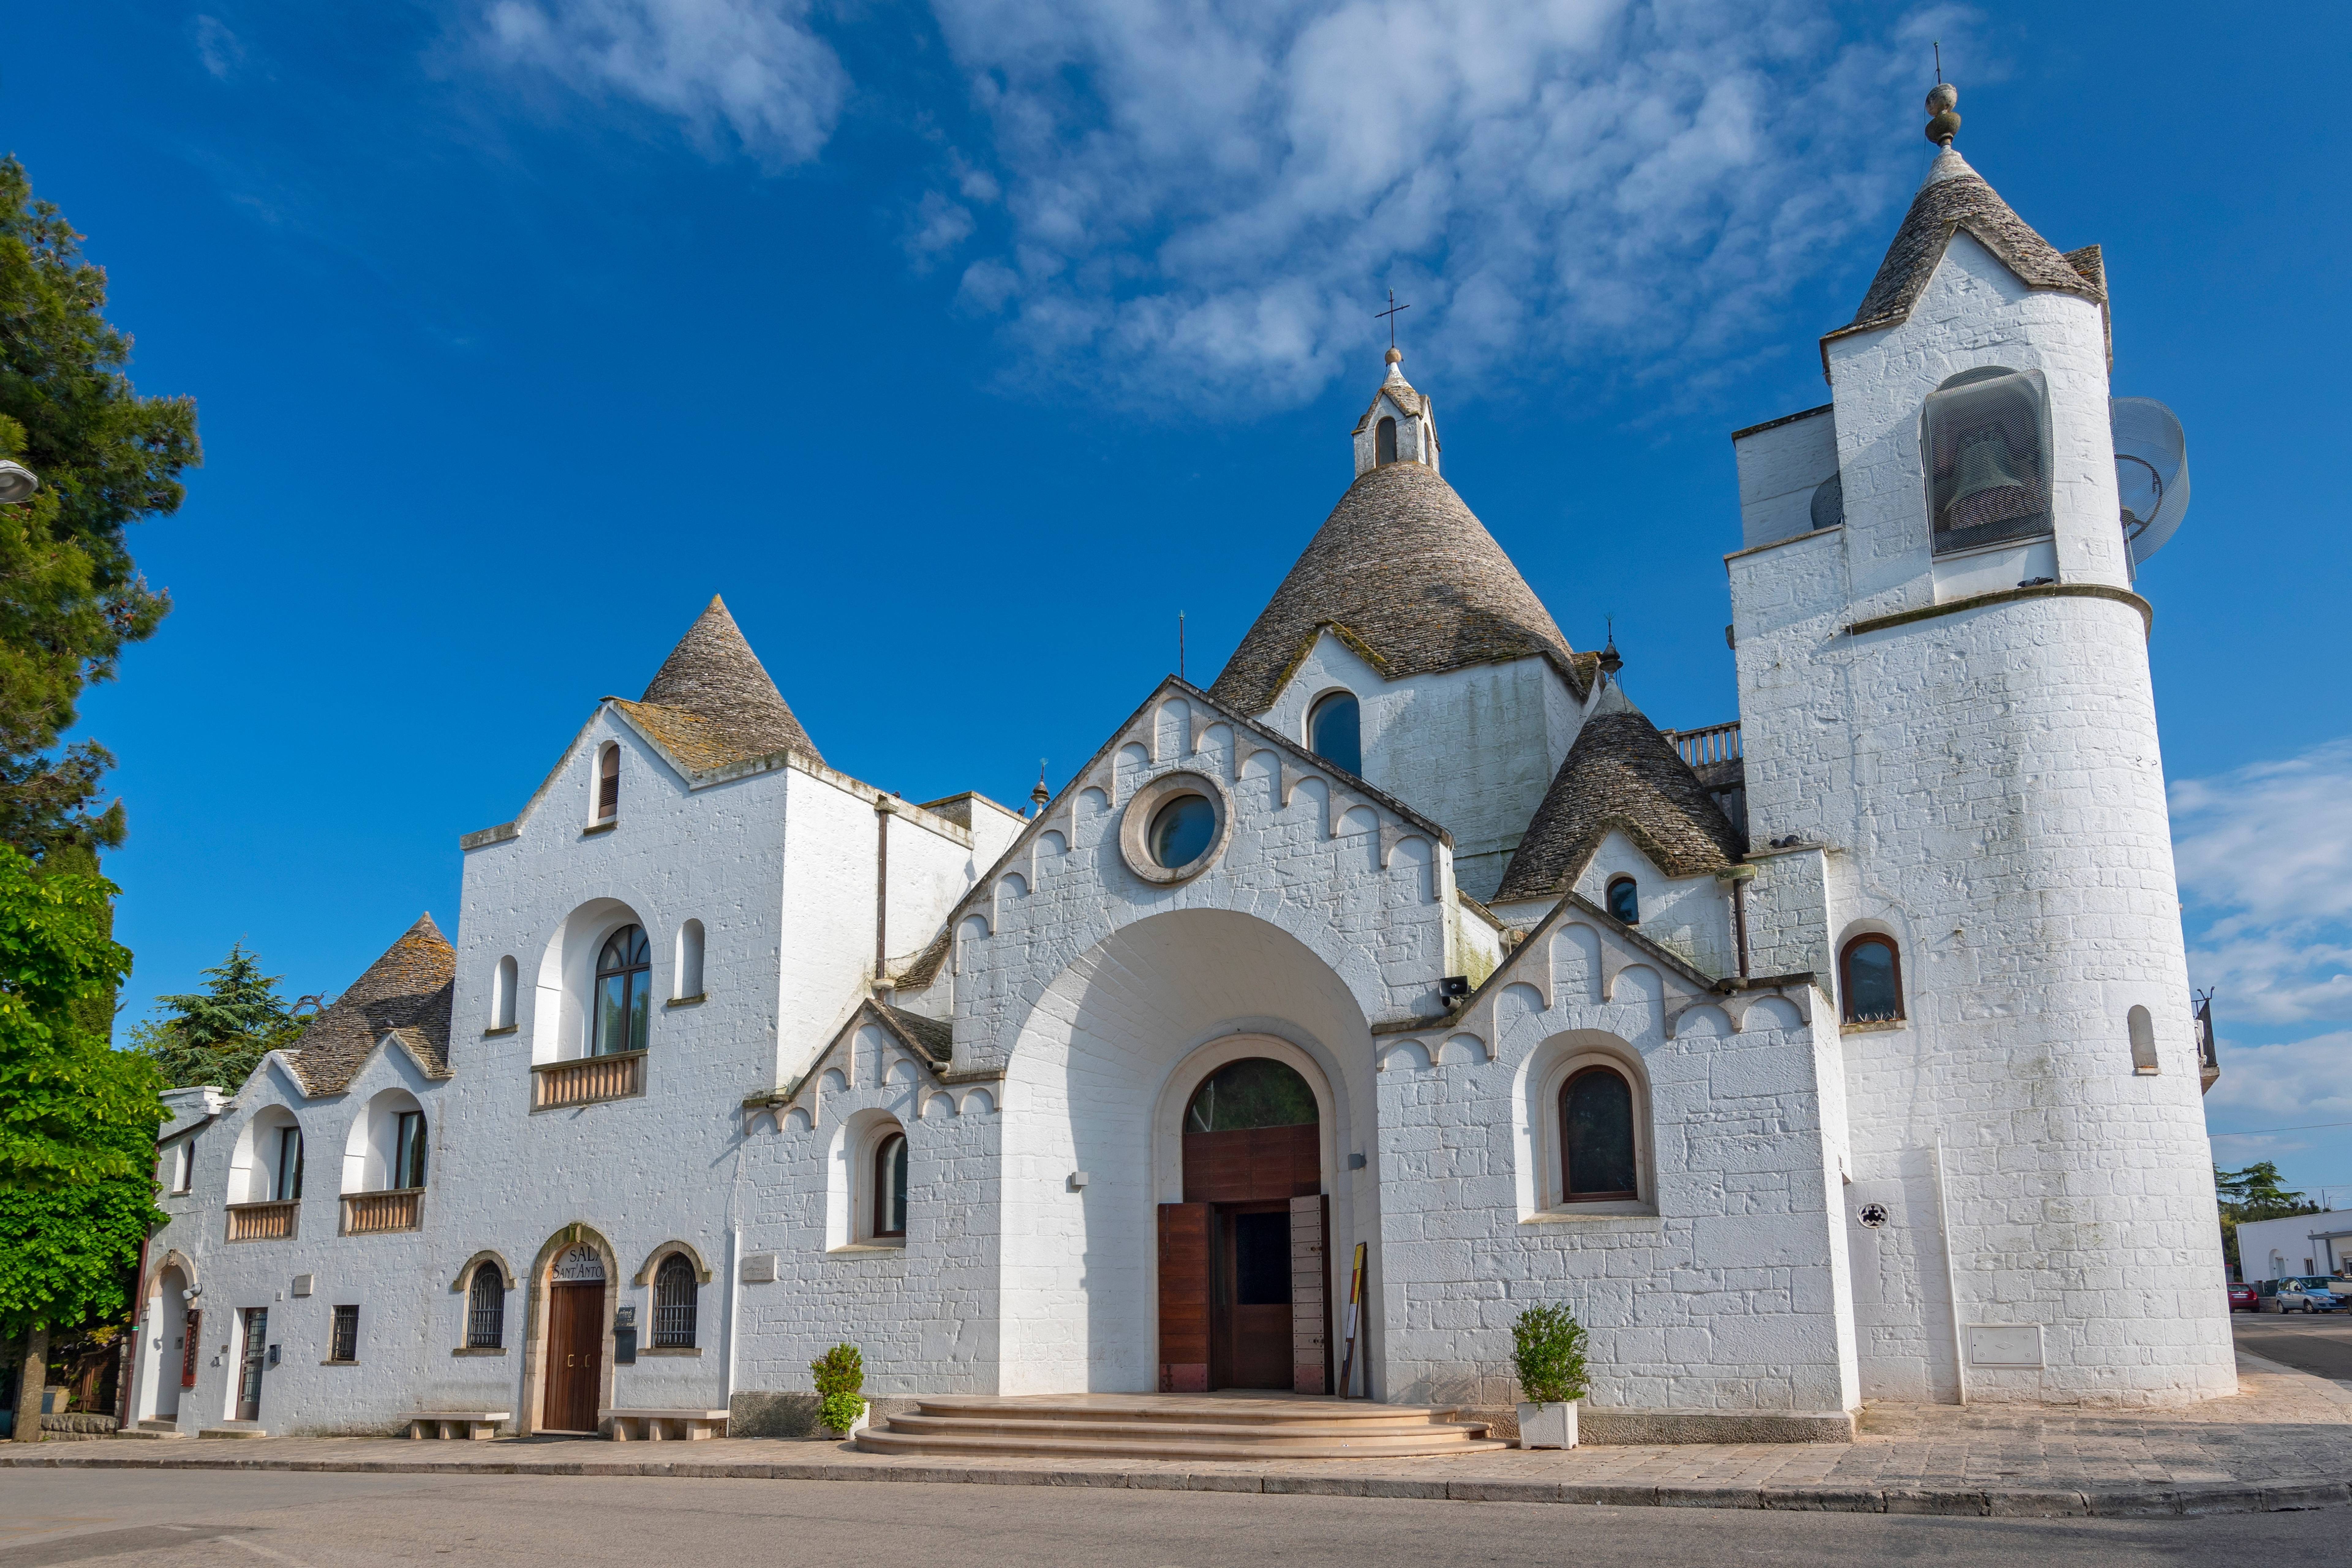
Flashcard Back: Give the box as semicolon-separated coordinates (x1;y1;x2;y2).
284;914;456;1095
1209;461;1580;716
1826;147;2104;356
621;596;824;770
1495;683;1744;902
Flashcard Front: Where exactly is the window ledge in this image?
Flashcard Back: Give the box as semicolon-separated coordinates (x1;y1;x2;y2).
2133;1066;2162;1076
636;1347;703;1357
665;994;707;1009
1522;1208;1661;1225
828;1242;905;1255
1841;1019;1908;1035
483;1025;518;1037
581;821;617;837
321;1359;360;1367
451;1347;507;1357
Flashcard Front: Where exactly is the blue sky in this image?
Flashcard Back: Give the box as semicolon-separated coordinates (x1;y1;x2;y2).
11;2;2351;1201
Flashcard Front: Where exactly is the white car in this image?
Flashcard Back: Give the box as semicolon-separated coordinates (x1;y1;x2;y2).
2268;1276;2349;1313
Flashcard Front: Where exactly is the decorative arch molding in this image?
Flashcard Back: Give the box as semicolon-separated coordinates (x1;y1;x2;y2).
450;1249;517;1293
633;1238;713;1286
1148;1031;1342;1209
142;1247;200;1303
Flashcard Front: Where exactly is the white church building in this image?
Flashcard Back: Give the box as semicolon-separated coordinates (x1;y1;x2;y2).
132;93;2235;1445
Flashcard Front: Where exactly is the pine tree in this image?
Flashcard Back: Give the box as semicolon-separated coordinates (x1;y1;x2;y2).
0;153;198;857
127;944;317;1091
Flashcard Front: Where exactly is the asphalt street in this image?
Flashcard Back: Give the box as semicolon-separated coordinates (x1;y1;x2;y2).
0;1469;2340;1568
2233;1310;2352;1382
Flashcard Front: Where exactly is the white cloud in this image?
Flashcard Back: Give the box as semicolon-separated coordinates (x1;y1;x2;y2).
479;0;848;167
2174;738;2352;1025
194;15;246;80
920;0;1971;405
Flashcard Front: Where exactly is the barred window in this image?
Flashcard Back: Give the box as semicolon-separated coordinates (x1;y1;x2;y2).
652;1253;697;1349
466;1267;505;1349
328;1304;359;1364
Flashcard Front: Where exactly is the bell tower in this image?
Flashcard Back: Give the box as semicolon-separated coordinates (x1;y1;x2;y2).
1724;83;2234;1408
1351;348;1441;477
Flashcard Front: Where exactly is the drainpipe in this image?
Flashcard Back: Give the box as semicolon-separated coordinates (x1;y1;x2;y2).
874;797;896;988
1932;1137;1969;1406
1719;865;1755;981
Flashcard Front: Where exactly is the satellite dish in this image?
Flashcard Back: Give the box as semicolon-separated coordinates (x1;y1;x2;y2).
2111;398;2190;564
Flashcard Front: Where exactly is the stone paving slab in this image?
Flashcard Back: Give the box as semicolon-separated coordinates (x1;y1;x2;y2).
10;1355;2347;1521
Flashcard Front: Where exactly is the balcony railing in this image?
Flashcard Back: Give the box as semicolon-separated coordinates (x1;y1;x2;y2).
1666;721;1742;767
225;1199;298;1243
532;1049;647;1111
341;1188;424;1235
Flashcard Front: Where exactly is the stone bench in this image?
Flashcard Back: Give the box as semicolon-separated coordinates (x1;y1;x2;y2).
605;1408;729;1442
406;1411;510;1441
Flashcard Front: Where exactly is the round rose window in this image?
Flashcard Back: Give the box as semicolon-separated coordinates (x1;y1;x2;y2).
1149;794;1217;869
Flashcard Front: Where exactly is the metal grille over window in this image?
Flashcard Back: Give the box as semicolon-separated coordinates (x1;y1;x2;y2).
593;925;652;1056
652;1253;697;1348
467;1268;506;1349
1923;367;2052;553
328;1304;359;1363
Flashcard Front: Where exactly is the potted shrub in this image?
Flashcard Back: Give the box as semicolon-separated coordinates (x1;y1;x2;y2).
812;1344;867;1438
1510;1303;1588;1449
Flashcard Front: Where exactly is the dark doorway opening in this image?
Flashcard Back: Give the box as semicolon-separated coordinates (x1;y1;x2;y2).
1158;1057;1331;1394
234;1308;267;1423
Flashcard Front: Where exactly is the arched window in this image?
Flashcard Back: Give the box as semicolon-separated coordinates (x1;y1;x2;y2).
491;955;518;1031
592;925;652;1056
1923;366;2051;554
1185;1057;1317;1132
675;920;705;1000
651;1253;697;1348
1560;1066;1638;1201
1376;416;1398;466
1308;692;1362;775
595;743;620;823
392;1110;427;1190
466;1265;505;1350
2128;1005;2158;1074
1840;935;1904;1025
1606;876;1639;925
273;1125;304;1202
873;1131;909;1239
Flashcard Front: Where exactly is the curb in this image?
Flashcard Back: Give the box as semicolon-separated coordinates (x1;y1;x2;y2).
4;1448;2350;1518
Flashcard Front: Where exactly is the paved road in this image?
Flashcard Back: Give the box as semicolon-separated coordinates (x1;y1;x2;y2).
0;1469;2339;1567
2233;1310;2352;1382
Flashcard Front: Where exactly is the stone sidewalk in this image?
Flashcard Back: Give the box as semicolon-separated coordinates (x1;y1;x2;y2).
9;1354;2348;1521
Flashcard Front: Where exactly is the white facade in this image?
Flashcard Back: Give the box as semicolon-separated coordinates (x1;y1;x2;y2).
2238;1212;2352;1285
134;121;2234;1440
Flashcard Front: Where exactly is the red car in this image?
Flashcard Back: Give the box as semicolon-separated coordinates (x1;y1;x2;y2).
2229;1282;2259;1312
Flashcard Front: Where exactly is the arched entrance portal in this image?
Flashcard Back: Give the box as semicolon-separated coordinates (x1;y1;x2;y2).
1159;1057;1330;1393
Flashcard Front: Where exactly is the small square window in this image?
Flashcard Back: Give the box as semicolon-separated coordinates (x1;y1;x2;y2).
328;1305;359;1364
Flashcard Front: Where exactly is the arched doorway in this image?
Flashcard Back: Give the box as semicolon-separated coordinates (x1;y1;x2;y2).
541;1242;607;1433
1159;1056;1329;1393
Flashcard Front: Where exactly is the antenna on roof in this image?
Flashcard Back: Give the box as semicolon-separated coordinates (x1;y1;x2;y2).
1934;41;1943;85
1179;611;1186;682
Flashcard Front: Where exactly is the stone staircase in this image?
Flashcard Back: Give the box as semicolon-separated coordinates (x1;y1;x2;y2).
854;1393;1505;1461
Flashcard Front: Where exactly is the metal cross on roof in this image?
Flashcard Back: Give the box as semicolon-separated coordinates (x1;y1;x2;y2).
1375;289;1410;349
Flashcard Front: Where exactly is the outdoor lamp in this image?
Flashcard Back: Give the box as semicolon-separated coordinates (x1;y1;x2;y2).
0;461;36;505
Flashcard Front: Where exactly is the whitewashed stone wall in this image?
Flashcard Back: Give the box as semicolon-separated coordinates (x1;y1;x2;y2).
1727;222;2235;1406
1570;828;1738;978
1262;635;1581;901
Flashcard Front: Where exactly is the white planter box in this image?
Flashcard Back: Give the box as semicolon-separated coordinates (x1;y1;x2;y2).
1517;1400;1577;1449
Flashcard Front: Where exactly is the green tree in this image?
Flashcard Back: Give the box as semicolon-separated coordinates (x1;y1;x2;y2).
127;944;315;1092
2215;1161;2322;1274
0;153;198;858
0;845;162;1440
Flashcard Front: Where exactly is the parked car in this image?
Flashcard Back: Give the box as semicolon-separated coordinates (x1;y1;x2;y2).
2229;1282;2259;1312
2270;1276;2348;1314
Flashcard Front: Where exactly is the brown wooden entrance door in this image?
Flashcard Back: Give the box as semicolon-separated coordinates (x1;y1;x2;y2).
1161;1057;1331;1394
542;1283;602;1432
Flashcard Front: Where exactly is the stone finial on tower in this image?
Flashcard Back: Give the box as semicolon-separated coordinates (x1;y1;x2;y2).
1925;80;1960;147
1030;761;1050;814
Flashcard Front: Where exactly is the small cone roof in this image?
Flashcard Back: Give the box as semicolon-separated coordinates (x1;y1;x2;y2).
632;596;824;767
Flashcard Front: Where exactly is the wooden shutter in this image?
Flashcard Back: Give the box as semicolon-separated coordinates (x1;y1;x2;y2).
1290;1194;1330;1395
1157;1202;1211;1393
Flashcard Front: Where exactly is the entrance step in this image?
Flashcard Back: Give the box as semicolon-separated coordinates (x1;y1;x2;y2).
197;1423;269;1439
855;1394;1505;1461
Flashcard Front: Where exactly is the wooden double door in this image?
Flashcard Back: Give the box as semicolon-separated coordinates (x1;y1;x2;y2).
541;1282;603;1432
1159;1121;1330;1393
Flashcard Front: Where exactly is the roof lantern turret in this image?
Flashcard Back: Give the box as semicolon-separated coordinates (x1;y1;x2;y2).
1351;346;1441;478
